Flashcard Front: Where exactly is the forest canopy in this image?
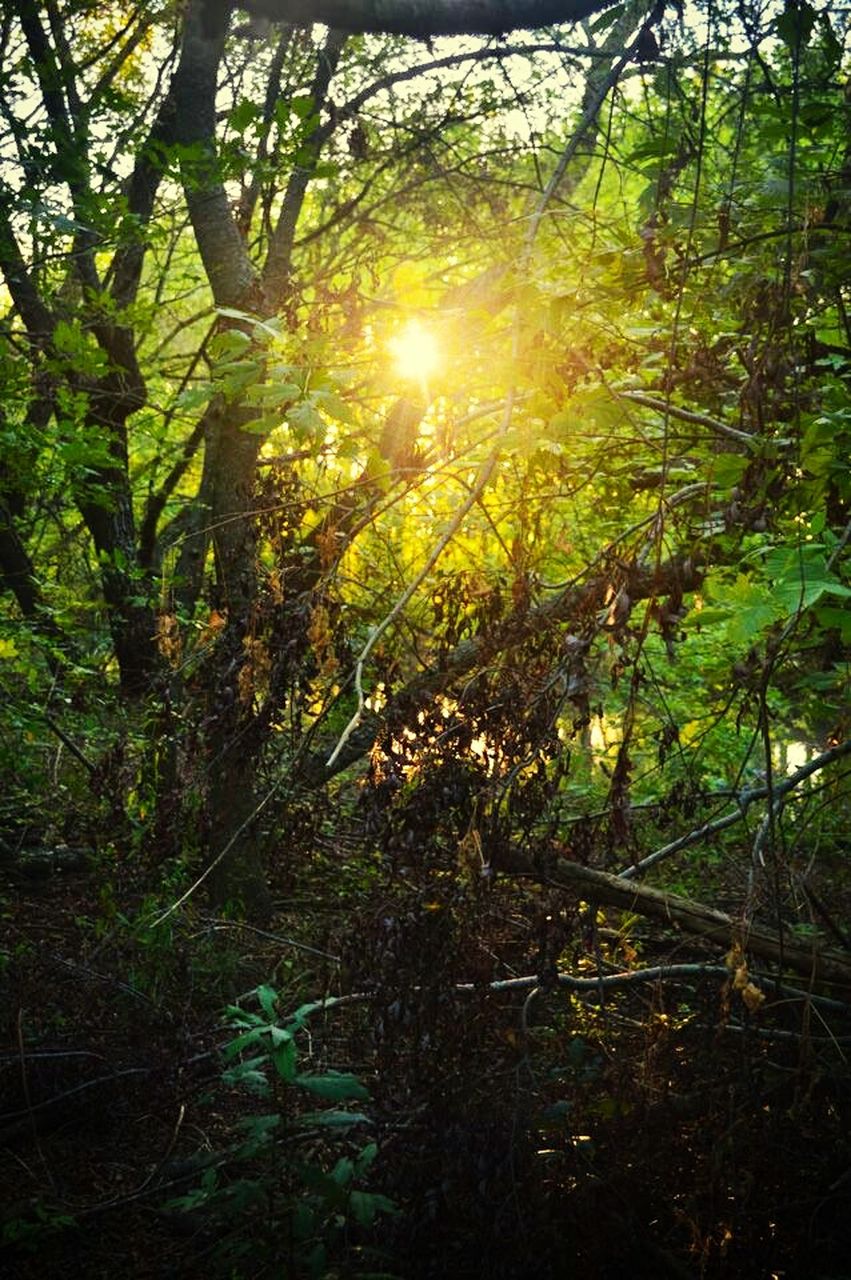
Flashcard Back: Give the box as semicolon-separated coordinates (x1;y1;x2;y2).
1;0;850;1274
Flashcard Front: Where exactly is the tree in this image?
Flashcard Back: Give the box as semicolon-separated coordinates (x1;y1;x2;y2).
0;0;848;935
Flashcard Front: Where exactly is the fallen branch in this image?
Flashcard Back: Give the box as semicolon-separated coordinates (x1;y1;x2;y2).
498;848;851;993
300;555;702;785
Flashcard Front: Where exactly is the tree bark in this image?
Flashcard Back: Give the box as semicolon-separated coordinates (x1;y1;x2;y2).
498;848;851;995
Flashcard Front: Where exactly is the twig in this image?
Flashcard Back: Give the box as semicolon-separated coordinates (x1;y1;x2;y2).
0;1067;150;1125
41;712;96;775
617;389;755;447
150;777;283;926
17;1008;55;1190
826;514;851;572
325;429;509;769
325;34;637;771
196;917;341;962
619;737;851;881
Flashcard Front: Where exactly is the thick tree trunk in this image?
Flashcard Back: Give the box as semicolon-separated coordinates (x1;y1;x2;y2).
198;402;272;916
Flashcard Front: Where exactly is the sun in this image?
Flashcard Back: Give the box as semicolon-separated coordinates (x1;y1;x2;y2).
388;320;441;386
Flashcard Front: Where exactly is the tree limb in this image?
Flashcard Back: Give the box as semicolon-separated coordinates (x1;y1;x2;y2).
299;555;702;785
241;0;623;38
617;390;756;447
173;0;259;309
498;848;851;993
618;738;851;881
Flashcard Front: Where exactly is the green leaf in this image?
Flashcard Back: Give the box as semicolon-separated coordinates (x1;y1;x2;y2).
175;385;214;411
271;1037;297;1082
355;1141;379;1175
288;400;326;442
330;1156;355;1186
776;0;817;48
294;1071;370;1101
256;984;278;1018
210;329;252;360
349;1190;398;1226
712;454;749;490
814;606;851;642
215;308;282;341
223;1026;266;1057
718;574;781;642
685;607;731;629
229;99;259;133
222;1056;270;1096
589;4;626;34
297;1109;371;1128
764;545;851;616
290;94;315;119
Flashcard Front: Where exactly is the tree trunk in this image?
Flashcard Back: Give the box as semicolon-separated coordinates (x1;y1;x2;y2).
200;402;272;916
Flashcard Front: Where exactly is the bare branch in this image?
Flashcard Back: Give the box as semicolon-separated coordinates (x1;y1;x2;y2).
619;738;851;881
617;390;756;447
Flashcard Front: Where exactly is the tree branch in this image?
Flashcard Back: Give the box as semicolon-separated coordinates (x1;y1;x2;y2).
241;0;623;38
497;847;851;992
174;0;259;309
300;555;702;785
617;390;756;447
618;738;851;881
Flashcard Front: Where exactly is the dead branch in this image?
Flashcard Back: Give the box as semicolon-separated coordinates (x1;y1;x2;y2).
498;848;851;994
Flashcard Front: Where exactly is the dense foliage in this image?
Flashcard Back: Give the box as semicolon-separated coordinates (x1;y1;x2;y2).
1;0;850;1275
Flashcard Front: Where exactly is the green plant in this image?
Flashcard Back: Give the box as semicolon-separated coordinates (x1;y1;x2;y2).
1;1202;77;1253
166;984;397;1277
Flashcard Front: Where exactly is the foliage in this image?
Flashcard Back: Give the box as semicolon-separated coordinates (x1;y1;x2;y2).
0;0;850;1275
165;985;397;1278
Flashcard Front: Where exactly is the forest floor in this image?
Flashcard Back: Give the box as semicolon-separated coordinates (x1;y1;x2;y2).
1;844;850;1280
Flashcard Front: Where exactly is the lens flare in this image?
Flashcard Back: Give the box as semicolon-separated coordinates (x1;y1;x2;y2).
388;320;441;383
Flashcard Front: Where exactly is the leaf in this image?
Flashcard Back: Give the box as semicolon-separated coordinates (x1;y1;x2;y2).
294;1071;370;1101
539;1100;572;1127
270;1037;297;1083
296;1109;371;1128
222;1056;270;1096
330;1156;354;1186
229;99;259;133
724;575;780;643
287;400;325;442
175;385;214;411
209;328;252;360
712;453;749;490
215;308;282;341
256;984;278;1018
223;1026;266;1058
775;0;817;49
740;981;765;1012
763;545;851;616
288;998;330;1026
355;1141;378;1175
685;607;731;629
349;1190;398;1226
290;94;315;120
814;606;851;643
589;2;625;32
